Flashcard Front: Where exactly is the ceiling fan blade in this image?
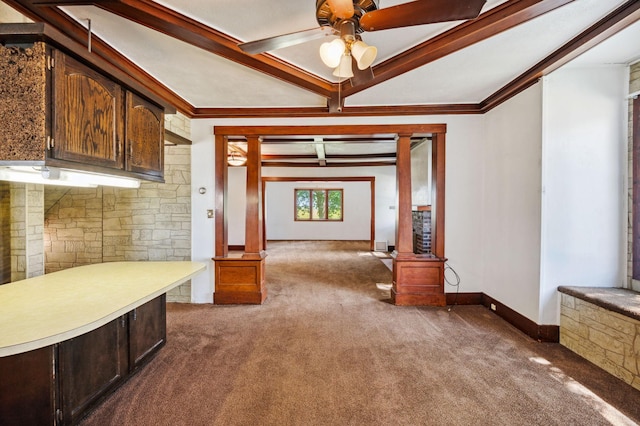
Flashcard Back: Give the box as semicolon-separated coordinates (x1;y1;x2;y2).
359;0;487;32
350;55;374;87
327;0;355;20
238;27;335;54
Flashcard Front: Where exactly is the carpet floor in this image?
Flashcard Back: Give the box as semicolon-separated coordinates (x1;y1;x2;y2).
80;241;640;425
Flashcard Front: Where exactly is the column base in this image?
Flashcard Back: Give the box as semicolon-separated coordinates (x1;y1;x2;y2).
213;256;266;305
392;254;446;307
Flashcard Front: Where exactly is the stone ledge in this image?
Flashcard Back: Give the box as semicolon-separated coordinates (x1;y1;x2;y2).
558;286;640;322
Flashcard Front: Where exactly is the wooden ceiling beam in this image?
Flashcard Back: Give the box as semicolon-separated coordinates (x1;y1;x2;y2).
7;0;633;120
9;0;578;113
480;0;640;112
262;161;396;168
76;0;334;98
192;103;482;118
215;124;446;137
342;0;576;97
261;153;397;160
261;137;398;143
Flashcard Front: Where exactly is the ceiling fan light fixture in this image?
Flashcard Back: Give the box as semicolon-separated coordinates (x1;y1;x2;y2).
351;40;377;70
320;38;346;68
333;53;354;78
228;151;247;167
326;0;355;20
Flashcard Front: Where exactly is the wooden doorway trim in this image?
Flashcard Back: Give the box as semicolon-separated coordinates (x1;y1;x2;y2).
214;123;446;258
213;123;446;306
261;176;376;251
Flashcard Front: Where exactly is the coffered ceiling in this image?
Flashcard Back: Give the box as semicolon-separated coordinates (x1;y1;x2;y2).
2;0;640;119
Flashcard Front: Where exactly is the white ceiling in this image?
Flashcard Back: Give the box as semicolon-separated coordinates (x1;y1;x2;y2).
32;0;635;110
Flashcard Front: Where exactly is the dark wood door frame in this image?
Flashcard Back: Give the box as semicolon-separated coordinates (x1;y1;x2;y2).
261;177;376;251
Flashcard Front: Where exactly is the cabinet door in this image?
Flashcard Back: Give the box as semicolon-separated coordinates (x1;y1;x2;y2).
126;91;164;179
53;50;124;169
129;294;166;371
58;317;129;426
0;346;56;426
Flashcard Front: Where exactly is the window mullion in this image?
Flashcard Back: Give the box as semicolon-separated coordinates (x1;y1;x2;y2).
323;189;328;220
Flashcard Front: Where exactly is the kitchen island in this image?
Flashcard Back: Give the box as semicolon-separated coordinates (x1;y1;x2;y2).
0;261;206;425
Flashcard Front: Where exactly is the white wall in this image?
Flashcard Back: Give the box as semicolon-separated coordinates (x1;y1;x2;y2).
442;116;486;293
266;181;371;241
482;83;544;323
228;166;246;246
227;165;393;246
263;166;395;245
190;122;215;303
191;115;486;302
539;66;627;324
411;140;431;206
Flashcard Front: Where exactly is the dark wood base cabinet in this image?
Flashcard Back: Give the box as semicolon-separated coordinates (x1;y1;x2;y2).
0;295;166;425
0;346;56;425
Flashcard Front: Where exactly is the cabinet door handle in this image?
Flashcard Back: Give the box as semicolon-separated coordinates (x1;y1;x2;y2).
133;308;137;321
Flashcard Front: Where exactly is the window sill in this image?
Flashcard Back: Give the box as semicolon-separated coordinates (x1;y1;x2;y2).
557;286;640;322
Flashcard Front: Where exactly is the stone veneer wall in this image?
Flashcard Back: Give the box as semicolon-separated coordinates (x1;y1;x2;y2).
105;144;191;302
163;112;192;302
44;187;104;271
11;183;44;281
43;144;192;302
629;62;640;290
43;112;193;301
165;112;191;140
560;293;640;391
1;182;10;284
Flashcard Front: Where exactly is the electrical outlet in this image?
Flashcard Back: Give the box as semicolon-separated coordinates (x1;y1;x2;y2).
490;303;497;311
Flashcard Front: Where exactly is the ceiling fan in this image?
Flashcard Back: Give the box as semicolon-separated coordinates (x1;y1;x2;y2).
238;0;487;82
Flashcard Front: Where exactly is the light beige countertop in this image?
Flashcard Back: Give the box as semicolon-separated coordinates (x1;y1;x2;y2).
0;261;206;357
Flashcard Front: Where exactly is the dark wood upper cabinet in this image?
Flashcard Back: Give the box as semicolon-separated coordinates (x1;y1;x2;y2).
0;24;170;182
126;92;164;179
53;50;124;170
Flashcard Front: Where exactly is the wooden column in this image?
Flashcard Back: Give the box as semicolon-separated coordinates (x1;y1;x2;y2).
391;132;445;306
243;136;265;258
432;132;446;258
395;133;413;256
213;136;266;304
214;134;228;258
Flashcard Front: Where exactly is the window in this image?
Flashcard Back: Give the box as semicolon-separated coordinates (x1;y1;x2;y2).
295;189;343;221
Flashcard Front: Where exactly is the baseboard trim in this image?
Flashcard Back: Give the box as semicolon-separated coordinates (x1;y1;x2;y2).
481;294;559;343
445;292;483;305
444;292;559;342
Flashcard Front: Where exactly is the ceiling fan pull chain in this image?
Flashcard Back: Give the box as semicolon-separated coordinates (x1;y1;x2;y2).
338;78;343;113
